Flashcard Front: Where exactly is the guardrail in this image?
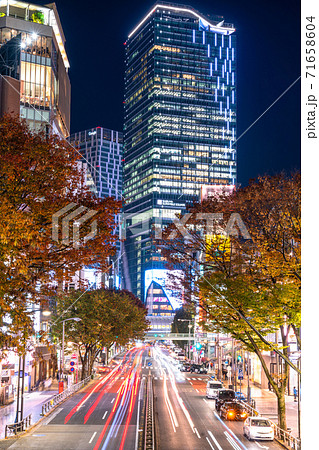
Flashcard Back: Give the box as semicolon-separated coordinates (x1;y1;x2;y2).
273;426;301;450
5;414;32;438
239;400;301;450
41;375;92;416
143;375;156;450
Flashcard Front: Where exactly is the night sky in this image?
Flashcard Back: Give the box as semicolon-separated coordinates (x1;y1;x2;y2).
43;0;300;186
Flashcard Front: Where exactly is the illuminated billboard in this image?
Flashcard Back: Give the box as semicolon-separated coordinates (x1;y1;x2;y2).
201;184;235;201
144;269;183;310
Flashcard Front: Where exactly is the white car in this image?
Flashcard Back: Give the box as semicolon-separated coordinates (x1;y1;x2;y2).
206;380;223;399
243;417;274;441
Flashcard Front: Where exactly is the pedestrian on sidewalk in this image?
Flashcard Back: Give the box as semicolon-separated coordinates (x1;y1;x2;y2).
293;386;298;402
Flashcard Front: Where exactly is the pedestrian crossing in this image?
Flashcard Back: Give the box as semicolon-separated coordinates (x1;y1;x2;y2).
139;375;207;381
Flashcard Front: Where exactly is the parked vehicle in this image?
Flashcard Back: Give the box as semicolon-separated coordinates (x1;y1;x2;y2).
235;391;247;402
206;380;223;399
215;389;236;411
243;417;274;441
219;401;248;421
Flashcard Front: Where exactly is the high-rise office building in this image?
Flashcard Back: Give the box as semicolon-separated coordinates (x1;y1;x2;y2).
0;1;70;137
124;2;237;304
69;127;123;289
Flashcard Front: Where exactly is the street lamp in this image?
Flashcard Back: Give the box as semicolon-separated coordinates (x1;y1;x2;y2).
177;319;192;360
60;318;81;389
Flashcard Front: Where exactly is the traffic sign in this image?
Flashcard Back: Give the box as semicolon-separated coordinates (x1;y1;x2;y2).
147;361;152;366
238;368;244;380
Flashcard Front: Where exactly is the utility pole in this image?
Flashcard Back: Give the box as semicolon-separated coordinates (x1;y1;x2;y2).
15;353;25;425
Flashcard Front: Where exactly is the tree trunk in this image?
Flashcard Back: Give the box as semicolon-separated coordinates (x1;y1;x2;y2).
246;331;288;430
81;348;89;380
277;387;287;431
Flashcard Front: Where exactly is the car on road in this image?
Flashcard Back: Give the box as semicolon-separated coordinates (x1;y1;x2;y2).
243;417;274;441
206;380;223;399
219;401;248;421
176;352;187;361
180;363;191;372
215;389;236;411
190;364;207;374
235;391;247;402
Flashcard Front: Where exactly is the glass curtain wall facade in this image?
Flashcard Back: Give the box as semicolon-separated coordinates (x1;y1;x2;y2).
124;3;236;300
69;127;123;289
0;0;70;137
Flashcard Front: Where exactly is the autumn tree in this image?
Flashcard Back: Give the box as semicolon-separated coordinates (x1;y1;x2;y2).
0;115;122;353
51;289;149;379
161;173;300;430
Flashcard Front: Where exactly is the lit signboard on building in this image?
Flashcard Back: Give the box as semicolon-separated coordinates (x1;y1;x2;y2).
144;269;183;310
201;184;235;201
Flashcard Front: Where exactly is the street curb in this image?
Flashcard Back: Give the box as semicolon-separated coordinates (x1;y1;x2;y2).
0;377;97;443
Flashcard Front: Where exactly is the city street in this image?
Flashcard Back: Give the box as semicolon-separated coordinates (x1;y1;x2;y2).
1;346;284;450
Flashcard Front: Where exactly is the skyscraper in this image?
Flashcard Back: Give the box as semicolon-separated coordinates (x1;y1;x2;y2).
0;1;70;137
123;2;236;302
69;127;123;289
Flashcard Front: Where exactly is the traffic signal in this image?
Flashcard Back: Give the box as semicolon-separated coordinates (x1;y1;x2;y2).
70;361;75;372
196;343;202;350
237;355;242;363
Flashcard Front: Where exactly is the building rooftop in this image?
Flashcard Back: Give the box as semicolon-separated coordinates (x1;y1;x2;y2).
128;2;235;39
0;0;69;68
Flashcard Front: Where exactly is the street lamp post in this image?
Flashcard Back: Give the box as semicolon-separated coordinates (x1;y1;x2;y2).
60;318;81;390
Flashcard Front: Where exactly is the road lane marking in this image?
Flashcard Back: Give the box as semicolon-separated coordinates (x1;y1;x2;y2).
111;398;115;403
194;427;201;438
255;442;269;449
206;437;215;450
207;431;223;450
203;399;208;404
224;431;242;450
189;381;193;385
43;407;63;425
102;410;108;420
213;412;248;450
196;389;199;393
89;432;97;444
135;378;144;450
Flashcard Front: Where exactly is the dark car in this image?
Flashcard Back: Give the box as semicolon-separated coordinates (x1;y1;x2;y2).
180;363;191;372
215;389;236;411
219;401;248;421
190;364;207;374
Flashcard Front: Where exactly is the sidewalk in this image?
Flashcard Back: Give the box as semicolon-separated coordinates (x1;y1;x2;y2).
234;379;299;438
0;379;59;439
